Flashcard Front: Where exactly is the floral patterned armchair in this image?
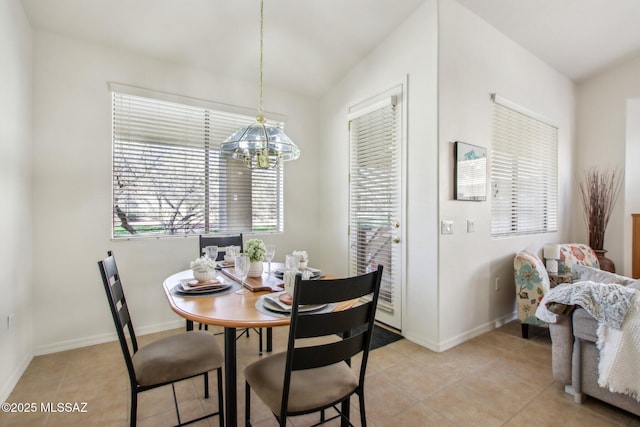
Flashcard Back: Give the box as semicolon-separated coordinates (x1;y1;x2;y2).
557;243;600;280
514;250;550;338
513;243;600;338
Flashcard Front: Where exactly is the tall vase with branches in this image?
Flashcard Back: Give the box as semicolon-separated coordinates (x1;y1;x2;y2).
578;167;622;272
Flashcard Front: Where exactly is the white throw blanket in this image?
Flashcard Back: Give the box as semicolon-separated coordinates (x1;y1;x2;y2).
536;282;640;401
597;292;640;400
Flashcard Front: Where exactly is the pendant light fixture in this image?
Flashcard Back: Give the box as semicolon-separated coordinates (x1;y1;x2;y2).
221;0;300;169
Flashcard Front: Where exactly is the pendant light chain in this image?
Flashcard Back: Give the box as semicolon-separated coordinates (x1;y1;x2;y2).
220;0;300;168
257;0;264;122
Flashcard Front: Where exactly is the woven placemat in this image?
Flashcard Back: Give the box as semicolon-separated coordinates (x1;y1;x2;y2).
254;295;337;318
170;281;241;298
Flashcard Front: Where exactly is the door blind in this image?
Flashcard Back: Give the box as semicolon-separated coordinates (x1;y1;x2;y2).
491;101;558;237
349;99;399;312
112;92;283;238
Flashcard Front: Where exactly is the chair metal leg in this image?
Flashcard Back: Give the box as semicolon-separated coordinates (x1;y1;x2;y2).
204;372;209;399
359;391;367;427
186;319;194;331
245;382;252;427
130;388;138;427
340;397;350;427
217;368;224;427
171;383;182;425
521;323;529;339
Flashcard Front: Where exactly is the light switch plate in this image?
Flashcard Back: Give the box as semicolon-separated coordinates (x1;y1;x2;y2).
441;220;453;234
467;219;475;233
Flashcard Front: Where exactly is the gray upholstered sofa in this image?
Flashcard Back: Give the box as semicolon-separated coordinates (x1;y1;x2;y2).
549;281;640;416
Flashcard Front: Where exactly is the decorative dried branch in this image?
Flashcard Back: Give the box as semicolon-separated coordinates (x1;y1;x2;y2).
578;168;622;250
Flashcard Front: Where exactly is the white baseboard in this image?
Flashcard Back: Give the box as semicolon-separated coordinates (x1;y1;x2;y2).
403;312;517;353
437;312;517;352
33;319;185;356
402;333;440;352
0;352;33;403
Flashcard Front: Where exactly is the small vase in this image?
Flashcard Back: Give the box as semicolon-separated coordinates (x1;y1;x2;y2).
594;249;615;273
248;261;264;278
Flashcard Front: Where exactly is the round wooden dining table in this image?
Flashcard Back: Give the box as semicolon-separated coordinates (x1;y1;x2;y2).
162;265;346;427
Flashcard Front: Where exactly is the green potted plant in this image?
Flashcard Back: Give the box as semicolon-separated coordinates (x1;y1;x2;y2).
245;239;266;277
578;167;622;272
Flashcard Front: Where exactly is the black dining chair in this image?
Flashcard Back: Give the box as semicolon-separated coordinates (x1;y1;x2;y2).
198;233;243;261
190;234;245;332
98;251;224;427
191;233;244;327
244;265;383;427
195;234;270;355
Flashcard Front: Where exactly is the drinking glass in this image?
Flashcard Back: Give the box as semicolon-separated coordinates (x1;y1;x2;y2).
204;246;219;261
225;245;239;263
265;244;276;272
285;254;300;272
234;255;250;294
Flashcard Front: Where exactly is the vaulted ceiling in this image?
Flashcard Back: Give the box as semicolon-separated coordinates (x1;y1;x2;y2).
20;0;640;98
20;0;425;98
458;0;640;82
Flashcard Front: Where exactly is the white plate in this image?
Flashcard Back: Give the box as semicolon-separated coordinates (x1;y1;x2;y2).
262;292;326;314
178;278;231;293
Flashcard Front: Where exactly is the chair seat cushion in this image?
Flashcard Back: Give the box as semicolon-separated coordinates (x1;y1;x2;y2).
132;330;223;387
244;351;358;415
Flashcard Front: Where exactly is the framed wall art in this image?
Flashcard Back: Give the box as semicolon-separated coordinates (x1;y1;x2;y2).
454;141;487;201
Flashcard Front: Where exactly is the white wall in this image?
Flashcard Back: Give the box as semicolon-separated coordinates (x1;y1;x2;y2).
0;0;33;402
576;54;640;276
319;0;440;348
31;31;320;354
437;0;575;349
5;0;599;396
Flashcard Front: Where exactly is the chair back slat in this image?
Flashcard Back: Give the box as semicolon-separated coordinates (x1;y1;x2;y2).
296;276;377;305
199;234;243;260
97;251;138;385
292;333;365;370
295;304;370;338
117;304;132;332
109;280;125;306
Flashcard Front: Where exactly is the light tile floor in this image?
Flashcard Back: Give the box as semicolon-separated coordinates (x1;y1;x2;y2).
1;321;639;427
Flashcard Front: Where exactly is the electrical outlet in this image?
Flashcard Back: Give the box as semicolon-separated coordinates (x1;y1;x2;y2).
495;277;501;291
441;220;453;234
467;219;475;233
7;314;14;330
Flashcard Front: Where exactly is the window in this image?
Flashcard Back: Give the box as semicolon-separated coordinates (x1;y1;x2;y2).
491;95;558;237
111;89;284;238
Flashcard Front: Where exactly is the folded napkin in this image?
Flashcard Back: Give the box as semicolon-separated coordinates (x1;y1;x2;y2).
265;293;292;310
284;269;312;297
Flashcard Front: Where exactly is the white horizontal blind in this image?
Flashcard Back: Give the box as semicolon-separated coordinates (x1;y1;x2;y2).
491;101;558;237
349;100;399;312
112;92;283;238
